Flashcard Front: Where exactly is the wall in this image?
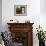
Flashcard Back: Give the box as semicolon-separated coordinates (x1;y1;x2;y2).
40;0;46;32
40;0;46;13
2;0;40;30
0;0;2;32
2;0;45;46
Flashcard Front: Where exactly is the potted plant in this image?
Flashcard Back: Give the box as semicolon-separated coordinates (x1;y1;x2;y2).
36;25;45;46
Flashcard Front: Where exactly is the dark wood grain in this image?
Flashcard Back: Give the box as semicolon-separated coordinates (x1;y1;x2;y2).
7;23;34;46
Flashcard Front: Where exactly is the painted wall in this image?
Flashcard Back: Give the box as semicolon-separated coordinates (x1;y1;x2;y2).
40;0;46;31
0;0;2;32
2;0;40;30
2;0;46;46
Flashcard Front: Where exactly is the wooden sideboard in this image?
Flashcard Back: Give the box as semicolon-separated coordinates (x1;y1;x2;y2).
7;23;34;46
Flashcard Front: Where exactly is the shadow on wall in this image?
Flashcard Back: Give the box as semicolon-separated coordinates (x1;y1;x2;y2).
0;0;2;32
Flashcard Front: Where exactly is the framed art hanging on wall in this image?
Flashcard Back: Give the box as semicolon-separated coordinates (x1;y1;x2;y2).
14;5;27;16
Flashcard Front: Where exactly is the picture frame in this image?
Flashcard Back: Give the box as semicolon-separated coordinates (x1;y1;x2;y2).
14;5;27;16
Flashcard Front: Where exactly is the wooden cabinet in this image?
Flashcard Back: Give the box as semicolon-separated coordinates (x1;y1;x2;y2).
7;23;34;46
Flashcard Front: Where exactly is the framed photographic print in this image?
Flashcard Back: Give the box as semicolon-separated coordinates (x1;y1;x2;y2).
14;5;27;16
